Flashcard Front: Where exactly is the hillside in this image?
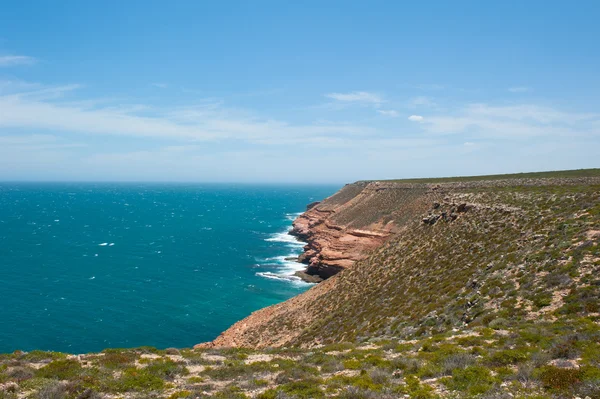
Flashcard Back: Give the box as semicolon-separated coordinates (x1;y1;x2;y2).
1;169;600;399
208;172;600;349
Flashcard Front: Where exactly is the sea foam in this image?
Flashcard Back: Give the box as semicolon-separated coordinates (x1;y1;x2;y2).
257;213;312;285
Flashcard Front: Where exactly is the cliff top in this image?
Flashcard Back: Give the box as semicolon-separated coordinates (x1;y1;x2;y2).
362;168;600;184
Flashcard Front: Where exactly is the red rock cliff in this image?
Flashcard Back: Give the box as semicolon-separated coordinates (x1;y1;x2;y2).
290;181;431;279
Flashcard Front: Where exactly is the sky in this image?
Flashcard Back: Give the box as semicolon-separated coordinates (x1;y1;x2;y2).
0;1;599;183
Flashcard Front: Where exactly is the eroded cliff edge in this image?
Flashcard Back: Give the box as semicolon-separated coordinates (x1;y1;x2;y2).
289;181;435;280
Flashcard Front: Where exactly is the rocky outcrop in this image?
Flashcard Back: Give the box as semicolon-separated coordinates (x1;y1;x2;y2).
289;182;435;280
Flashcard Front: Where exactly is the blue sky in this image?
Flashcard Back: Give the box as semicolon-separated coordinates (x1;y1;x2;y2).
0;1;599;183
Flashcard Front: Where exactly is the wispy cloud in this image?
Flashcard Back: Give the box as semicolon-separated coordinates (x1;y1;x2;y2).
508;87;531;93
325;91;383;104
408;115;424;122
0;55;37;67
377;110;399;117
0;82;375;145
420;103;599;138
151;83;168;89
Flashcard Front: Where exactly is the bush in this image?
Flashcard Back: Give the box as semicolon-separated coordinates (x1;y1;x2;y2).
280;378;324;398
488;318;509;330
443;366;498;395
35;359;82;380
488;349;530;366
338;386;393;399
35;381;67;399
19;351;67;363
145;359;188;380
369;368;390;385
549;336;580;359
98;350;138;369
535;365;581;391
401;375;438;399
109;367;165;392
5;366;35;381
442;353;476;375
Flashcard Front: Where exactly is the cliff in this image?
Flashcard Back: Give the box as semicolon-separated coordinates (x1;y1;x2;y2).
289;181;435;279
203;172;600;349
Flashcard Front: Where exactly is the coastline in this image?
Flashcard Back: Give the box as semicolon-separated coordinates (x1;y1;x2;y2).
255;212;317;285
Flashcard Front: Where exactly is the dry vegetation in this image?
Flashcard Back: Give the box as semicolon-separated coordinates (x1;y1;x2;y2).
2;169;600;398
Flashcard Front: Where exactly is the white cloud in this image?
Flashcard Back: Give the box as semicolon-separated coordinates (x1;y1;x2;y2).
419;103;600;138
0;55;36;67
408;115;424;122
325;91;383;104
508;87;531;93
0;82;376;145
377;110;399;117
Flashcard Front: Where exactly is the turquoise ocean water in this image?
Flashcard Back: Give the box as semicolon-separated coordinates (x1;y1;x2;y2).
0;183;338;354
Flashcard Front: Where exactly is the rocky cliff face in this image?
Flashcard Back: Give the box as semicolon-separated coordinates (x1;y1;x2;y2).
290;181;435;279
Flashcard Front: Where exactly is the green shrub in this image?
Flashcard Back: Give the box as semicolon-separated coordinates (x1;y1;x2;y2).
204;360;277;381
109;367;165;392
443;365;498;395
535;365;582;391
213;386;249;399
343;358;363;370
19;351;67;363
168;391;192;399
280;378;324;398
256;389;277;399
145;358;188;380
488;349;530;366
326;373;382;392
488;318;510;330
400;375;439;399
35;359;82;380
98;349;138;369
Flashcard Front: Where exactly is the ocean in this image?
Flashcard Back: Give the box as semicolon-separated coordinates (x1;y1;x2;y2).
0;183;339;354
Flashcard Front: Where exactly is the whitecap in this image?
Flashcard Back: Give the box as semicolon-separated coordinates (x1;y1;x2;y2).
89;276;95;280
264;232;306;247
285;212;303;221
256;271;312;286
98;243;108;246
109;243;115;246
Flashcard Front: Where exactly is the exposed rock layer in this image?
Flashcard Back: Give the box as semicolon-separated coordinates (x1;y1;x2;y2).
290;182;433;279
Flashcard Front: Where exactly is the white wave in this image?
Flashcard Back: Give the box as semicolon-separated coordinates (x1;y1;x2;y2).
285;212;303;221
98;243;108;246
256;255;312;285
265;232;305;247
89;276;95;280
256;271;310;286
109;243;115;246
257;212;313;285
